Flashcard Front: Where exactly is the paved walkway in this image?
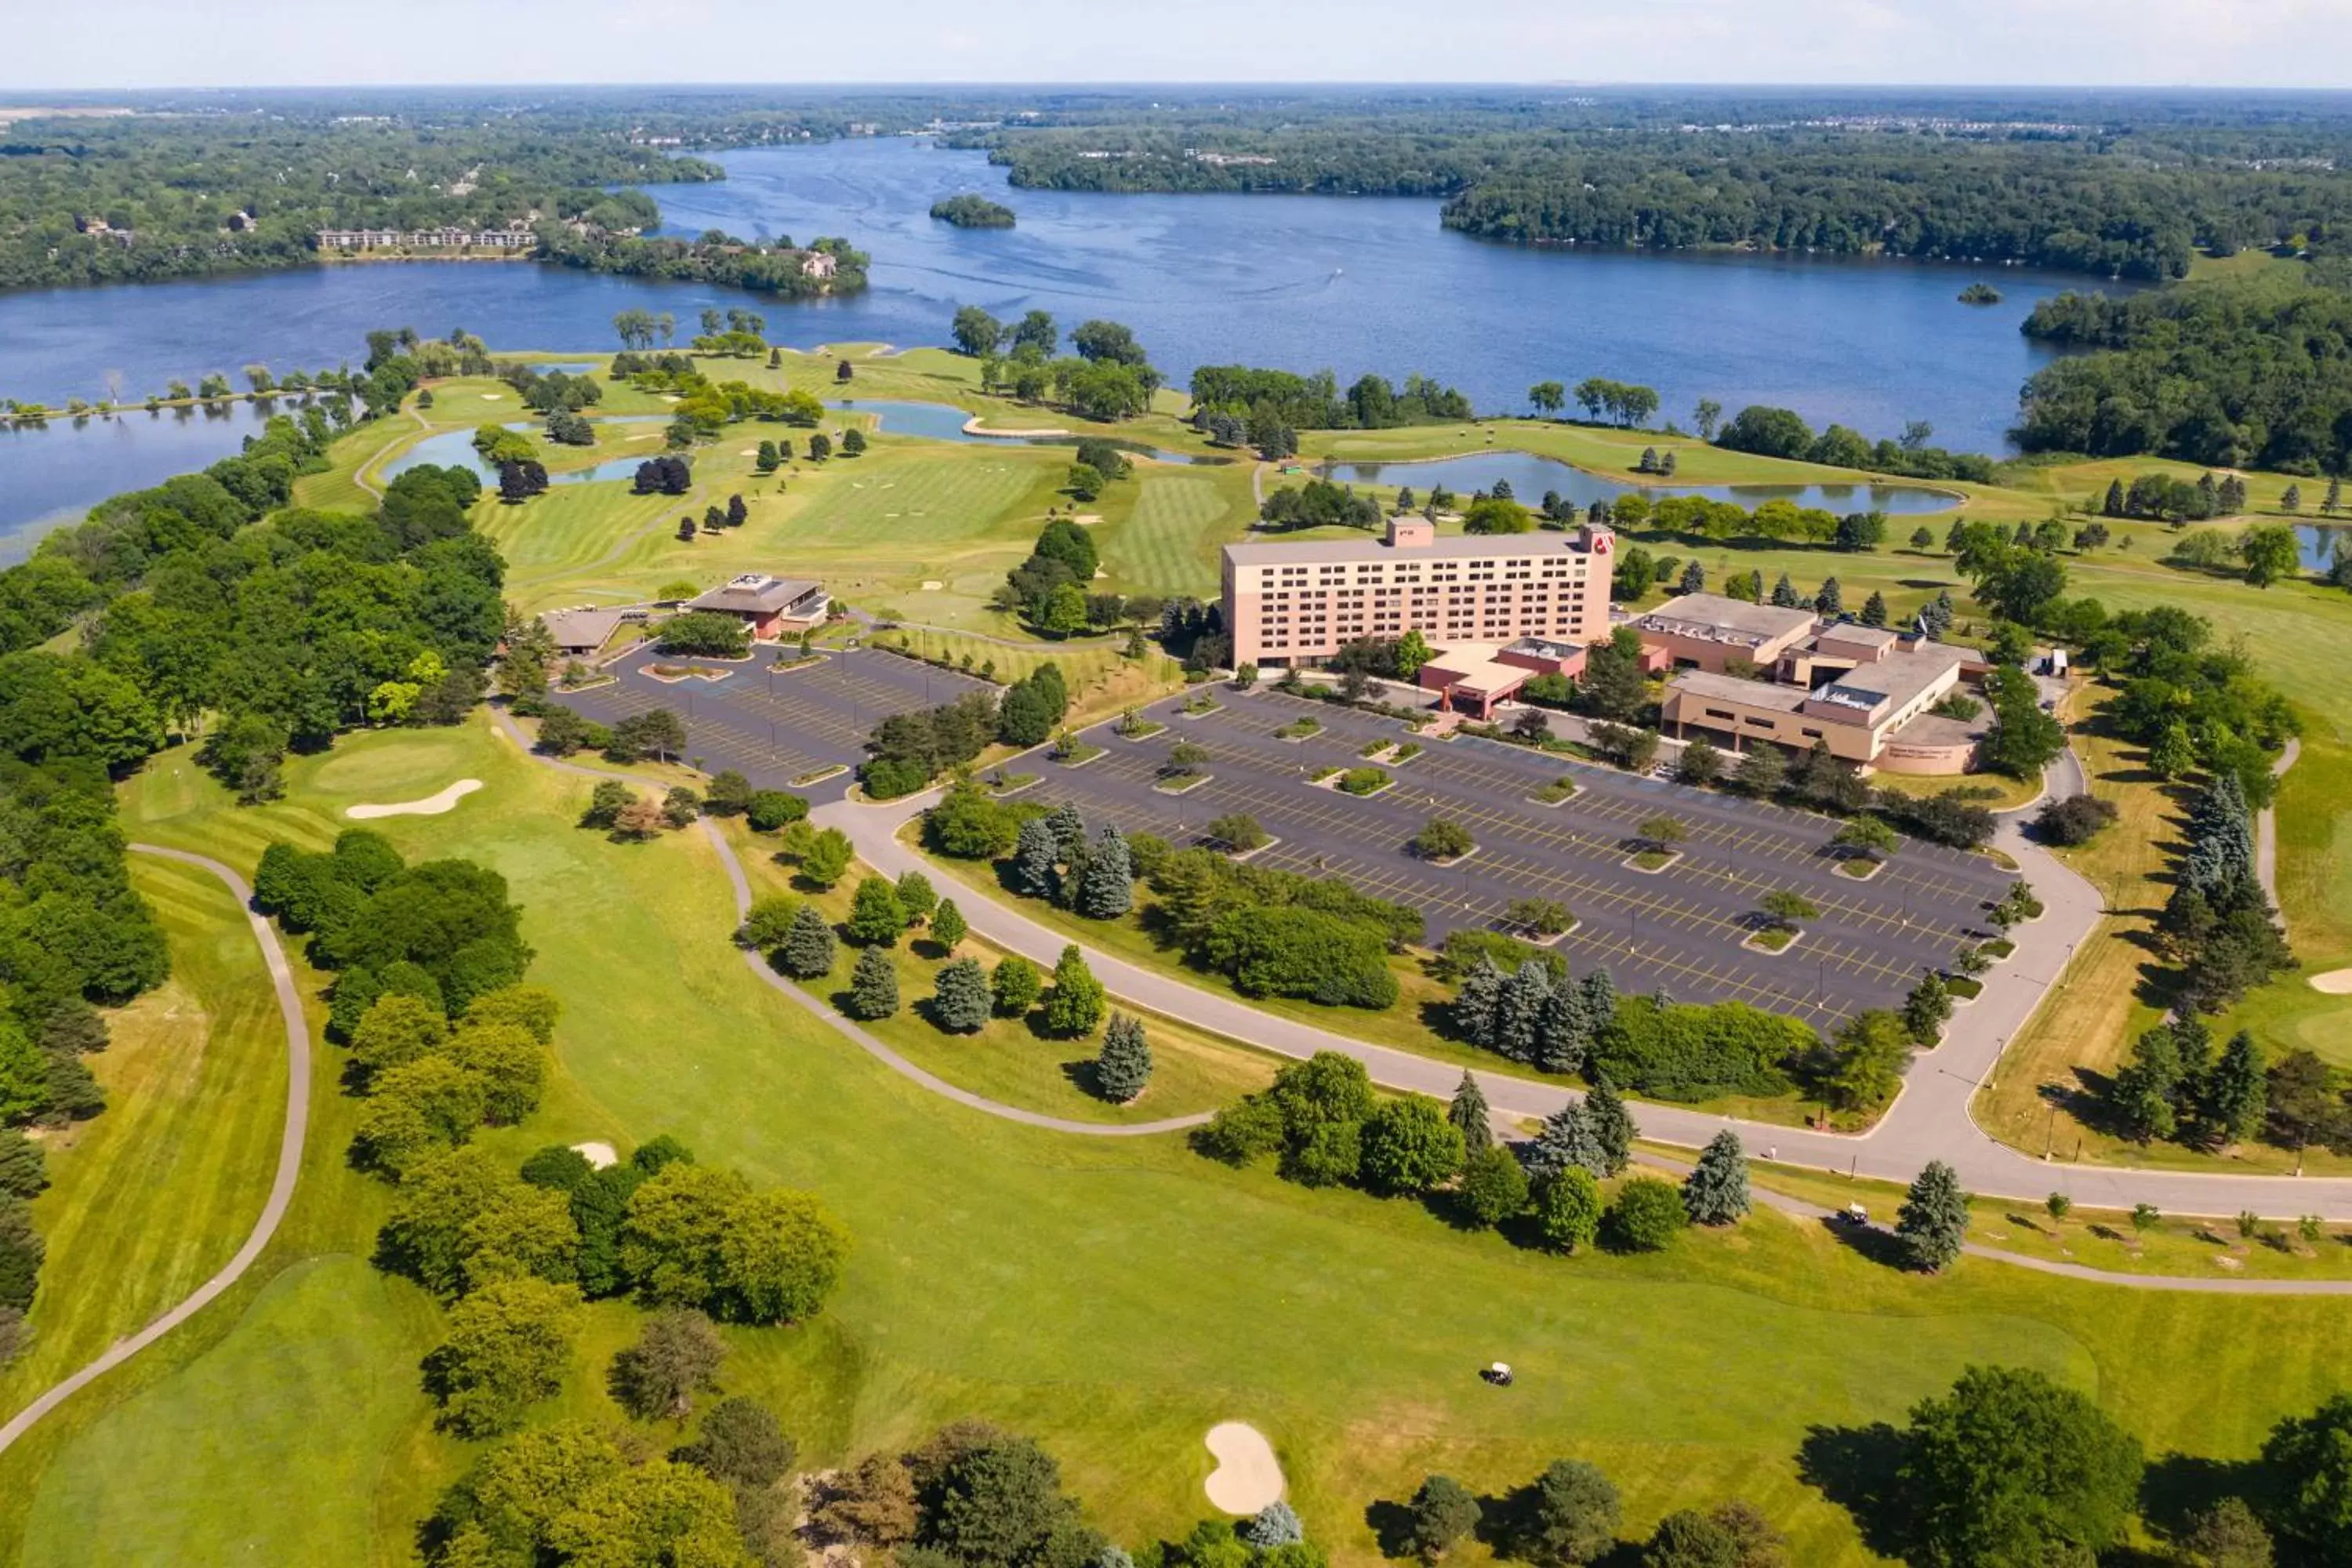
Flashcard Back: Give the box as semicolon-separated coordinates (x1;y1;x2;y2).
2258;737;2301;938
0;847;314;1457
1635;1151;2352;1295
816;764;2352;1219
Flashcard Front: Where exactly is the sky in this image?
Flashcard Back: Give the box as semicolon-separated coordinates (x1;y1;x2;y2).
4;0;2350;92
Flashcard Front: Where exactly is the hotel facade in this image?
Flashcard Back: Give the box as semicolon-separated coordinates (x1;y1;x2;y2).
1221;517;1618;670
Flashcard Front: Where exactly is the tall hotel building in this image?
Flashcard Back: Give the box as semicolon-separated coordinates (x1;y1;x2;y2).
1221;517;1617;668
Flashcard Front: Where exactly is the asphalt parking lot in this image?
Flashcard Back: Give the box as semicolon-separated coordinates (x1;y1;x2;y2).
1015;688;2016;1027
556;644;991;804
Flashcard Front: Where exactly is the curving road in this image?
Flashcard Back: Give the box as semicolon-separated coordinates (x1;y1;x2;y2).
815;756;2352;1221
0;846;314;1457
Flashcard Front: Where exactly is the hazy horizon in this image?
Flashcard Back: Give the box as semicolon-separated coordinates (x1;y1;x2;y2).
5;1;2348;93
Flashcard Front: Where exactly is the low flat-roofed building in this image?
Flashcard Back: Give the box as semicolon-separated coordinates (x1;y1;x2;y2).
1661;636;1976;772
684;575;831;640
1418;644;1534;718
1222;516;1615;668
540;607;631;659
1635;593;1818;673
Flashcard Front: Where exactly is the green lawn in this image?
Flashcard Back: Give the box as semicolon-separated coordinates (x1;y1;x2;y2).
7;717;2351;1566
0;858;286;1421
1105;468;1252;599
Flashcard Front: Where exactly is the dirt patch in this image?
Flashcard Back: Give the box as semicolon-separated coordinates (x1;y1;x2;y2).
345;779;484;819
1203;1421;1284;1514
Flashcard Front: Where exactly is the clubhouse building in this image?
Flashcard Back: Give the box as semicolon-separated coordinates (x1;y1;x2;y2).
684;574;832;641
1645;604;1987;775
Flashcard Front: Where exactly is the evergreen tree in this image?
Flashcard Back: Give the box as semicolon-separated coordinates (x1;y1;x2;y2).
2181;772;2256;897
2103;477;2125;517
1814;576;1843;616
2198;1029;2268;1147
1896;1160;1970;1272
1535;976;1592;1076
1076;826;1134;919
1045;803;1087;862
1452;955;1506;1048
931;957;991;1033
1579;967;1618;1035
846;946;899;1020
1769;572;1800;608
1584;1079;1635;1175
1733;743;1786;797
2326;476;2344;516
1011;818;1061;898
1678;560;1706;596
2107;1021;2187;1142
1447;1070;1490;1146
1682;1131;1751;1225
1042;945;1107;1036
1494;960;1552;1062
1095;1013;1152;1102
1525;1102;1606;1181
1860;590;1889;627
931;898;968;952
777;906;837;980
1922;589;1955;637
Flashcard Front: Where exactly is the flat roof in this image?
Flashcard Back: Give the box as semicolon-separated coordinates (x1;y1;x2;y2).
1637;593;1817;642
1814;622;1900;649
1224;532;1600;567
1815;641;1969;715
540;607;626;650
1669;670;1810;713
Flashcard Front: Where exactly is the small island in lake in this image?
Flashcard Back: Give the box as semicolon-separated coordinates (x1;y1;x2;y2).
1958;281;2004;305
931;194;1017;229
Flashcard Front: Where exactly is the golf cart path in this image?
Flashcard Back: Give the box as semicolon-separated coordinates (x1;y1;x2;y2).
492;710;1206;1138
0;846;314;1457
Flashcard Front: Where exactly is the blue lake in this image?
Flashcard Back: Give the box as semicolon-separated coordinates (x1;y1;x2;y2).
0;136;2114;542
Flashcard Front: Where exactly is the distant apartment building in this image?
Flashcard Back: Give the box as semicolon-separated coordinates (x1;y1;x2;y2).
314;227;538;252
1221;517;1617;675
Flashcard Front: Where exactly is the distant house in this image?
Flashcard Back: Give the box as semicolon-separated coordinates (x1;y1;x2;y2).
797;250;838;280
684;575;831;641
314;226;536;252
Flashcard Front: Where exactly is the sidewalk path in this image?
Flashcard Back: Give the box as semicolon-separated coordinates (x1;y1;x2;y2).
2257;737;2301;937
0;847;314;1457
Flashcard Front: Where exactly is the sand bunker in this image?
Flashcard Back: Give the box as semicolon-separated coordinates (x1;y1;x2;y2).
2311;968;2352;994
1203;1422;1284;1514
920;580;944;590
572;1141;619;1169
346;779;484;820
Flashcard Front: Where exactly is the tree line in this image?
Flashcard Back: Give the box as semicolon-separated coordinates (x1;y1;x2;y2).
2016;267;2352;473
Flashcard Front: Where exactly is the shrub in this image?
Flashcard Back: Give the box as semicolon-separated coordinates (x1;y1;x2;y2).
1041;945;1106;1036
1335;766;1390;796
1604;1177;1687;1251
746;789;809;832
1587;996;1805;1102
2035;793;2119;845
1411;818;1475;860
1532;1167;1602;1254
1357;1097;1467;1195
992;956;1042;1017
1456;1143;1530;1228
1204;813;1269;852
655;611;752;659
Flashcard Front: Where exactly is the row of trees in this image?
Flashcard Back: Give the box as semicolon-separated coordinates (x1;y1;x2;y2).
951;309;1162;423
